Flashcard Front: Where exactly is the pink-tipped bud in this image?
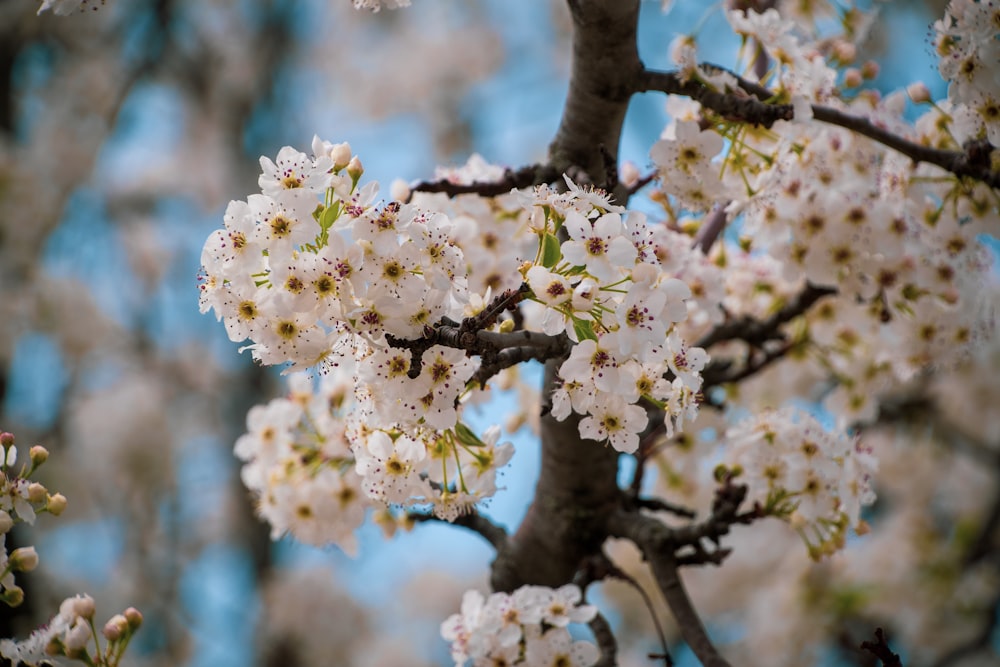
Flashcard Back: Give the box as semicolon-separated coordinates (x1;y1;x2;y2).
124;607;144;631
0;433;14;448
103;614;128;642
833;40;856;65
861;60;879;80
843;68;862;88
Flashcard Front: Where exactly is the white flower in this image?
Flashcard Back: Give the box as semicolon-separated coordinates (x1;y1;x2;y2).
578;393;647;454
524;626;600;667
561;211;637;283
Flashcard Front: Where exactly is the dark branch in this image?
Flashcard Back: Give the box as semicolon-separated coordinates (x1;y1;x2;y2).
640;65;1000;189
607;481;765;667
670;480;760;567
634;497;697;520
860;628;903;667
701;339;794;392
409;510;508;551
588;611;619;667
638;69;790;128
696;282;835;350
409;163;561;199
649;551;730;667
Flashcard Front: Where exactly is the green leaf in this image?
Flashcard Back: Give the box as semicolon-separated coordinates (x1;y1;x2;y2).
572;318;597;342
540;233;561;268
319;202;341;232
454;422;484;448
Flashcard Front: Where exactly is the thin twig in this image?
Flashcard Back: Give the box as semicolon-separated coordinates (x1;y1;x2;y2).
860;628;903;667
408;510;508;551
409;163;561;199
639;65;1000;189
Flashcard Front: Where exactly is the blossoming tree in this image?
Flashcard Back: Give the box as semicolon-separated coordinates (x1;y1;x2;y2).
5;0;1000;666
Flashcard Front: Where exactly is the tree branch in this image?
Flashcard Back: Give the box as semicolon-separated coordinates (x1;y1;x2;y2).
409;509;508;551
607;480;762;667
860;628;903;667
409;163;561;199
588;610;619;667
640;65;1000;189
696;283;835;350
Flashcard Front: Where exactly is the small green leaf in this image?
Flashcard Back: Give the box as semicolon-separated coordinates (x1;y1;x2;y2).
541;233;561;268
572;318;597;342
454;422;484;448
319;202;341;231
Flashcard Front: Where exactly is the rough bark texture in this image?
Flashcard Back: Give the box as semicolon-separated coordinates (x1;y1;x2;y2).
490;4;736;665
548;0;643;180
491;360;622;591
490;1;643;595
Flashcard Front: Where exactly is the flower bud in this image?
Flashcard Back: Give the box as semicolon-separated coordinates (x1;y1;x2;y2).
0;511;13;534
27;483;47;504
2;586;24;607
832;40;856;65
103;614;128;642
347;156;364;180
619;161;640;188
124;606;144;630
29;446;48;467
907;82;931;104
47;493;68;516
843;68;862;88
0;433;14;448
10;547;38;572
70;593;97;619
861;60;879;80
330;142;352;171
390;178;411;202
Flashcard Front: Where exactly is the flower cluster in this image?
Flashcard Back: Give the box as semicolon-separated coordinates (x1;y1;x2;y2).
0;432;141;667
0;594;142;667
441;584;599;667
520;181;708;452
934;0;1000;145
235;363;515;549
0;431;66;607
651;8;997;432
722;408;877;558
200;137;473;369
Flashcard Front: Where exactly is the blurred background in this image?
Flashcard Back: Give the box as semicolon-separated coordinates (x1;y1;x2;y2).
1;1;982;667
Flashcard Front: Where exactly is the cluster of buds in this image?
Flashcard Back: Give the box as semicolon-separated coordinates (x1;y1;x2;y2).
0;431;67;606
1;593;143;667
0;432;143;667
